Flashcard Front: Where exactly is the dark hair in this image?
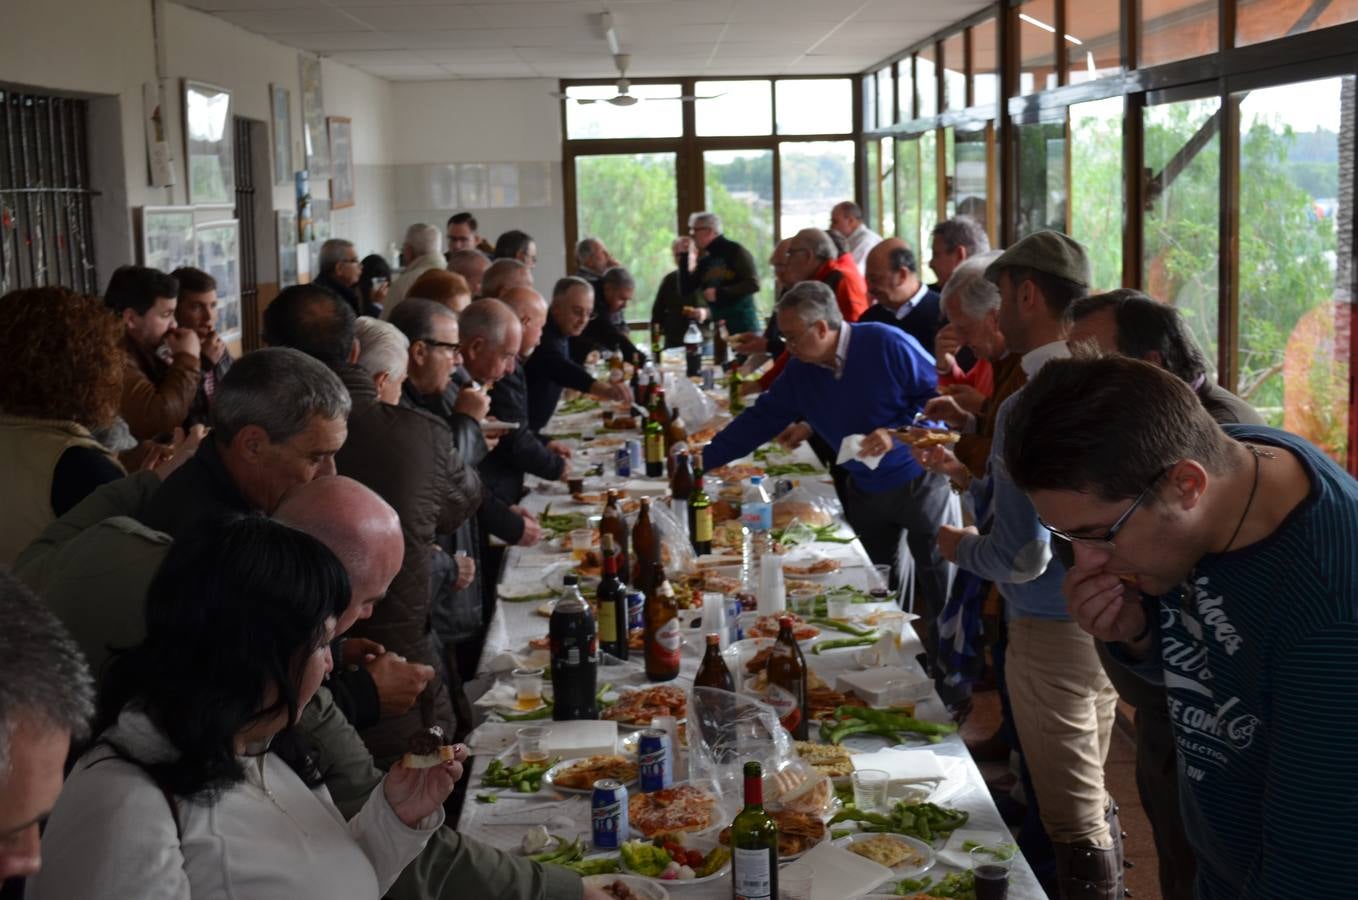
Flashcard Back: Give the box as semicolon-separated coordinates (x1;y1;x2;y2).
104;265;179;316
931;216;991;255
494;229;534;260
170;266;217;297
888;244;918;275
389;297;456;345
263;283;357;369
212;347;351;444
1003;356;1240;503
1070;289;1209;387
95;515;348;799
447;211;478;231
1002;265;1088;318
358;254;391;306
827;228;849;256
553;275;592;302
600;266;634;290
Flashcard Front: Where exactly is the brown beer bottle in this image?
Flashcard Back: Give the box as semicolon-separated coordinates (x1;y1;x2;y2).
631;497;659;589
600;489;630;586
665;407;687;471
670;449;694;520
643;560;681;682
765;616;809;739
694;633;735;691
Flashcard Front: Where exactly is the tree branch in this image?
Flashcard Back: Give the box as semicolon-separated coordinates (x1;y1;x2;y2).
1238;361;1286;401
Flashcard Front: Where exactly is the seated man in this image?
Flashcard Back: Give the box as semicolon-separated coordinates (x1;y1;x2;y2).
493;229;537;268
448;249;492;298
480;257;534;300
170;266;233;430
523;277;632;432
573;236;618;286
0;572;94;888
313;238;366;317
105;265;200;440
570;266;646;364
385;223;446;316
862;239;942;353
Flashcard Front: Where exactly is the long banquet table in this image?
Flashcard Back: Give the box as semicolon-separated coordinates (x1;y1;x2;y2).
456;374;1043;899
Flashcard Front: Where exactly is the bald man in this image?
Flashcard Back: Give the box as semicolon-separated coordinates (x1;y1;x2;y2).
480;258;534;300
861;238;943;355
501;286;549;361
448;249;492;299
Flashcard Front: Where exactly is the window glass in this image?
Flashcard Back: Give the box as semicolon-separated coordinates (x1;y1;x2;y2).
575;153;677;303
1070;97;1124;291
954;127;989;228
971;17;1000;111
943;128;956;218
864;140;880;233
897;58;914;123
943;33;967;111
565;84;682;139
1066;0;1122;85
917;46;938;118
1236;77;1351;463
1142;96;1221;377
919;130;939;283
877;67;895;129
1237;0;1358;46
1018;0;1058;94
862;74;877;133
880;136;897;236
1016;119;1066;236
1139;0;1217;68
775;79;853;135
896;138;921;250
695;81;772;136
704;149;776;314
778;141;856;237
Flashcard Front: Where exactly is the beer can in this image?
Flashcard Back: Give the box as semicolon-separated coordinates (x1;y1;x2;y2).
638;729;672;792
626;439;643;471
591;779;629;850
727;595;745;642
626;590;645;632
701;367;715;390
615;447;631;477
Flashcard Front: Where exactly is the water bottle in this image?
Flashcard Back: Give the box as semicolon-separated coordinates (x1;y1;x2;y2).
740;476;773;536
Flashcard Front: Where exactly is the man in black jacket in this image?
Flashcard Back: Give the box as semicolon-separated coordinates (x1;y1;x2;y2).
677;211;760;335
524;277;632;431
570;266;647;365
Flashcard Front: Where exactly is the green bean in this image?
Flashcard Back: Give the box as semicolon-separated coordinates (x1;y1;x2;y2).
811;636;879;654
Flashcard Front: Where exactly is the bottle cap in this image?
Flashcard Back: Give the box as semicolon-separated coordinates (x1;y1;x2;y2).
750;475;762;484
705;633;721;646
778;615;794;627
564;574;579;586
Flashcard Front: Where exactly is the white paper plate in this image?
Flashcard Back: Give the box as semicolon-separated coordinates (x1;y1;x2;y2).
541;756;639;795
831;832;935;879
582;874;670;899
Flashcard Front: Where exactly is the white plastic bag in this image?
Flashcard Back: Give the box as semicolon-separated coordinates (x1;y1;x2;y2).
687;686;794;820
663;369;717;431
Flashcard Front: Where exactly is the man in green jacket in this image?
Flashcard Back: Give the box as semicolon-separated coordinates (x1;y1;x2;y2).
678;211;761;335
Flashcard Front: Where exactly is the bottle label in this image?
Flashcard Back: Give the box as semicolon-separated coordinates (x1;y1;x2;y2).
598;601;618;644
653;618;681;665
645;433;664;464
740;504;773;532
764;683;802;732
733;847;774;900
693;507;713;542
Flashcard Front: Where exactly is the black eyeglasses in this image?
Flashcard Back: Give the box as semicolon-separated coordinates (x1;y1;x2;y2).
420;339;461;355
1038;464;1174;552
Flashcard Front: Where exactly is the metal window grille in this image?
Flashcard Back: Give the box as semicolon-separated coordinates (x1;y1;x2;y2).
233;116;260;350
0;89;97;296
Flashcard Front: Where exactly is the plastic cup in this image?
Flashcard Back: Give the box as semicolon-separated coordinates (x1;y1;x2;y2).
569;529;594;561
516;726;551;764
851;768;890;813
871;563;893;594
825;594;854;620
511;667;544;710
779;861;814;900
788;588;818;618
970;845;1013;900
567;477;585;494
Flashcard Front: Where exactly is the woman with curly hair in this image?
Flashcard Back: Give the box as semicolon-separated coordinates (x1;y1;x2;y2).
0;286;126;565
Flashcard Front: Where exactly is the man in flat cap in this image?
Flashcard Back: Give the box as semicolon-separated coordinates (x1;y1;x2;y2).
913;231;1125;898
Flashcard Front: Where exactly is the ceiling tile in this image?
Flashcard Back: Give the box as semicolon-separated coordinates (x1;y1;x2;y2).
337;6;493;30
174;0;329;10
297;29;497;51
214;7;367;33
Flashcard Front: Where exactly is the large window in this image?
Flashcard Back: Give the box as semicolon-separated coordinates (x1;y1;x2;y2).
877;67;895;129
565;85;682;139
943;33;967;111
919;130;940;283
1235;77;1351;463
695;81;771;136
971;16;1001;110
955;127;990;227
1070;97;1124;290
705;149;775;311
1016;120;1067;237
917;46;939;118
775;79;853;135
779;141;856;237
574;153;677;304
896;138;922;252
1019;0;1059;94
1142;95;1222;375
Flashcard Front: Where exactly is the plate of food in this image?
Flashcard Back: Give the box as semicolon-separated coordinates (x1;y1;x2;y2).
601;684;687;728
744;613;821;642
718;807;828;861
542;755;639;794
619;837;731;885
894;426;961;449
628;782;721;840
833;832;935;879
582;874;669;900
782;557;842;577
794;740;856;778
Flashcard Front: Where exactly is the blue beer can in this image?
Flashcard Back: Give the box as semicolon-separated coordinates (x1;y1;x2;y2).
701;367;715;390
626;590;645;632
626;439;643;471
591;779;629;849
637;729;672;792
615;447;631;477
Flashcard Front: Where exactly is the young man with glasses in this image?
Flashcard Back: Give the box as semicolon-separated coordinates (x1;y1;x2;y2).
1005;354;1358;900
523;277;631;432
913;231;1124;899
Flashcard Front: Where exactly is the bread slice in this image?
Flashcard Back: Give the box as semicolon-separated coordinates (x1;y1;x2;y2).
400;744;456;769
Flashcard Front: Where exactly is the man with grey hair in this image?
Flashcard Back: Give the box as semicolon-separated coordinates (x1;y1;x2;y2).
0;572;94;884
448;248;492;298
678;210;760;334
830;200;882;275
571;266;645;364
928;215;991;290
384;223;445;315
524;277;632;431
574;236;618;284
354;317;410;405
480;257;534;300
704;280;951;633
315;238;364;316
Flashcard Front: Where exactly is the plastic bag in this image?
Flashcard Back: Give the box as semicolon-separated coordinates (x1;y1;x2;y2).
663;369;717;431
648;498;698;577
687;686;794;820
771;485;843;531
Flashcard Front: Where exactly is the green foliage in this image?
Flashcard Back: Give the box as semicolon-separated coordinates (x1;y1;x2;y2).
705;155;775;314
1070;100;1124;292
575;154;679;312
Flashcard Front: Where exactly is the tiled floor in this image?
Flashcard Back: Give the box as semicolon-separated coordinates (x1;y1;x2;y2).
961;689;1162;900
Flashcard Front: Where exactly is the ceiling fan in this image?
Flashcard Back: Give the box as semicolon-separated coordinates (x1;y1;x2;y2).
551;14;724;107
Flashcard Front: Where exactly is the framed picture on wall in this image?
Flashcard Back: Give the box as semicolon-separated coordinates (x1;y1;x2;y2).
140;206;196;273
183;81;235;206
196;219;242;341
328;116;355;209
276;210;298;288
298;54;329;178
270;84;293;186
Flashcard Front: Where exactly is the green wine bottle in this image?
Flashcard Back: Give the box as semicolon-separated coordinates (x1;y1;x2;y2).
730;760;779;900
688;453;713;556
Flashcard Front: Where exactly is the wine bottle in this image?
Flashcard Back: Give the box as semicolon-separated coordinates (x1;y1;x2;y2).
643;392;665;478
689;452;713;556
729;760;779;900
631;497;659;589
670;449;694;527
596;534;628;660
600;490;630;589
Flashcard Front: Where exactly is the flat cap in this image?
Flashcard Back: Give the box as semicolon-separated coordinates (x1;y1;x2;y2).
985;230;1091;288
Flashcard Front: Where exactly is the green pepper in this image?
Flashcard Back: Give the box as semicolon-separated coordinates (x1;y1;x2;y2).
476;793;498;804
807;617;877;637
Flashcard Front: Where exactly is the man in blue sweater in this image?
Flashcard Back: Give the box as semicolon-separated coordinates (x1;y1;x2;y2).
1006;354;1358;900
702;280;953;666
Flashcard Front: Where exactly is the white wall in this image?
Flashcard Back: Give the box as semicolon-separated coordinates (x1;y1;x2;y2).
389;79;567;287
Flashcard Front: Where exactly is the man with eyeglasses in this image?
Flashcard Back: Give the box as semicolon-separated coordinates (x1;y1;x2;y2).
315;238;366;317
446;211;495;258
523;276;632;432
1004;354;1358;900
677;211;761;336
913;231;1124;899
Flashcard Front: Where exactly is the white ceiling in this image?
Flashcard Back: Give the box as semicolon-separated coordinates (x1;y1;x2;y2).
173;0;988;82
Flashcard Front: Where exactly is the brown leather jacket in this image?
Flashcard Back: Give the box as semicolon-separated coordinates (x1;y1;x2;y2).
118;336;201;440
333;364;482;764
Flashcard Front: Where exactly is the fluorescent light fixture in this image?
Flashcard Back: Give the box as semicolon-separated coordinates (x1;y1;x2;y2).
1019;12;1084;45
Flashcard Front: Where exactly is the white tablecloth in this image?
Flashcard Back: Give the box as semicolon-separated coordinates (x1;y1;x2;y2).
456;391;1043;899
